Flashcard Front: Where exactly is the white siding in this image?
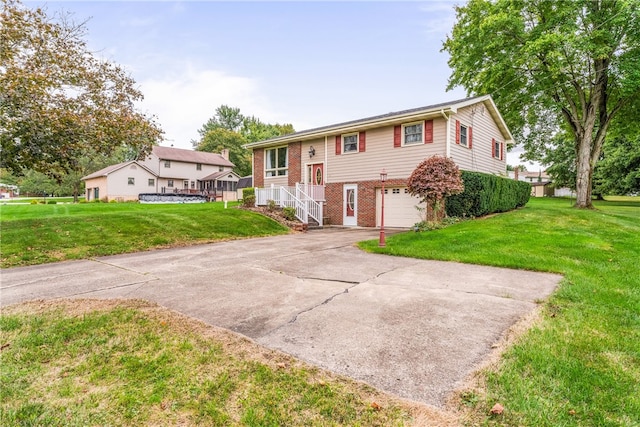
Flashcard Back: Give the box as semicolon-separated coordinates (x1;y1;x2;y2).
139;153;232;182
84;176;107;201
301;137;326;183
327;119;447;183
104;165;157;201
449;104;507;175
263;175;288;187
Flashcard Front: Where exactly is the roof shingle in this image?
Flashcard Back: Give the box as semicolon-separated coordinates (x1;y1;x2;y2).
149;146;235;167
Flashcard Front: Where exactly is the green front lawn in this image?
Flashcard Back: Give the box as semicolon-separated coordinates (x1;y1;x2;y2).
0;202;289;268
360;197;640;426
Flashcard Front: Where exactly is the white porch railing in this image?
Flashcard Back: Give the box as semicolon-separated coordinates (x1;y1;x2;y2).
296;183;325;202
255;186;282;206
255;184;324;225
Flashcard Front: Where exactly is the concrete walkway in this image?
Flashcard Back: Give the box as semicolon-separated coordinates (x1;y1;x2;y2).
0;228;562;407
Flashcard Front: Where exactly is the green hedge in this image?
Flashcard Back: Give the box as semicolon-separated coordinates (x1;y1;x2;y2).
242;187;255;199
446;171;530;218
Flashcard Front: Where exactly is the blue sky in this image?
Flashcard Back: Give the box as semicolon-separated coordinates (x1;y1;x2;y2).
32;0;528;166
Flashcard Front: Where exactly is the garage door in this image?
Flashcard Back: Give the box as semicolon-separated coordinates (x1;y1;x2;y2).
376;187;425;228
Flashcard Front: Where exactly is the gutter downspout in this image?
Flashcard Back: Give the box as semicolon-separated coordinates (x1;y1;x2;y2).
441;109;451;158
324;136;328;183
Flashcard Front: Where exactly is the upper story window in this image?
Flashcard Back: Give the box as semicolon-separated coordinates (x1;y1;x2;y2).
219;166;224;172
164;160;171;168
343;133;358;153
493;139;502;159
403;122;423;145
336;132;366;154
455;120;472;148
128;177;134;185
265;146;288;177
196;163;202;171
460;124;468;147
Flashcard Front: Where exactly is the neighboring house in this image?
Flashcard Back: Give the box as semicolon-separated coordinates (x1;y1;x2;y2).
0;183;19;199
509;169;572;197
246;95;513;228
82;146;238;202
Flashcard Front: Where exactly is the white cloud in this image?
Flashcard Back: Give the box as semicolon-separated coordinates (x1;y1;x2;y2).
418;1;458;36
138;64;271;149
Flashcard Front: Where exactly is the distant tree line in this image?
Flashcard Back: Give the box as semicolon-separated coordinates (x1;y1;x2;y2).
192;105;295;177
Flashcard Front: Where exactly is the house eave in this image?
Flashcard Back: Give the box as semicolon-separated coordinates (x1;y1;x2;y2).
244;107;457;149
244;94;515;150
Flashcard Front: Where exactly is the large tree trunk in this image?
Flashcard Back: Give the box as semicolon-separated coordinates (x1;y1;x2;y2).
73;181;80;203
575;146;593;208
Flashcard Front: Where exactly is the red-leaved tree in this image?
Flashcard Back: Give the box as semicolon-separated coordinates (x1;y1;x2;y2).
407;156;464;222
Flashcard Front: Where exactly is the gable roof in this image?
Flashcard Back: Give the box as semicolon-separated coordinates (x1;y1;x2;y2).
245;95;514;149
149;146;235;167
237;176;253;188
200;170;241;181
81;161;156;180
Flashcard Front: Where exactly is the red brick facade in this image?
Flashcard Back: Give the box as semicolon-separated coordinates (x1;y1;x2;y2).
253;148;264;188
288;142;302;186
325;178;408;227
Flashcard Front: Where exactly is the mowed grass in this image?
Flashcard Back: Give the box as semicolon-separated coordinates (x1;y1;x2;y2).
0;202;288;268
0;300;420;427
360;197;640;426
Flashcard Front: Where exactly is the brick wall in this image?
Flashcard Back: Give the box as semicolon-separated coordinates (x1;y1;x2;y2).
288;142;302;186
325;178;408;227
253;148;264;188
325;183;343;226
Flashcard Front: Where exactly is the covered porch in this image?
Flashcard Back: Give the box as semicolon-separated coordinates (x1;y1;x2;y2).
199;170;241;201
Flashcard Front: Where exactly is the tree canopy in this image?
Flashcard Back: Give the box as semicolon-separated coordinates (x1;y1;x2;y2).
193;105;294;177
594;134;640;196
0;0;163;182
443;0;640;208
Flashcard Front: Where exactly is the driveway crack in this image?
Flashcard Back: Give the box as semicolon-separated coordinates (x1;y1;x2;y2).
281;265;403;328
288;282;360;324
90;258;154;276
66;278;158;298
262;279;363;338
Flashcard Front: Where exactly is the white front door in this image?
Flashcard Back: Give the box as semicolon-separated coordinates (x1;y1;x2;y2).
343;184;357;226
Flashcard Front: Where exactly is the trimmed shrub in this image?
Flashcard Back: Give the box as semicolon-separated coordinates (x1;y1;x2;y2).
242;188;255;199
282;206;296;221
446;171;530;218
243;195;255;207
408;155;464;222
47;200;57;204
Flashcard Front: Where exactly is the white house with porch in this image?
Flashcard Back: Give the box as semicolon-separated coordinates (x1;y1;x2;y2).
82;146;238;202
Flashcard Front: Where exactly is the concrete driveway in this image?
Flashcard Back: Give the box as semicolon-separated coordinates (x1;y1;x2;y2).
0;228;562;407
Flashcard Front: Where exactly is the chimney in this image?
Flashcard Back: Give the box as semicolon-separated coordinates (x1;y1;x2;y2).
514;168;519;180
221;148;229;160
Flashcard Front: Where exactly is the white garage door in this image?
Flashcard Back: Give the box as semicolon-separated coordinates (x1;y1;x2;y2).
376;187;425;228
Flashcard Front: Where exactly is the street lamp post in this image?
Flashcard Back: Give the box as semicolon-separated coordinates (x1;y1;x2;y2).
379;169;387;247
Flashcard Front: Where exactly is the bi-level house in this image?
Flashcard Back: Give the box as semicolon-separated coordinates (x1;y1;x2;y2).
82;146;238;202
246;95;513;228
